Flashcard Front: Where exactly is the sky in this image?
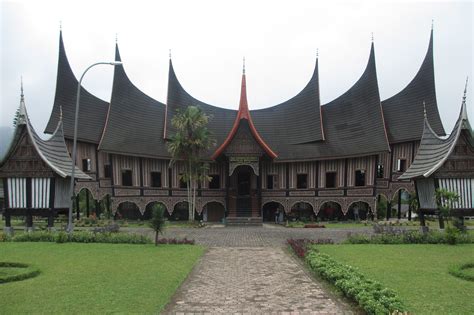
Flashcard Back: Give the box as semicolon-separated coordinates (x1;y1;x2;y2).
0;0;473;137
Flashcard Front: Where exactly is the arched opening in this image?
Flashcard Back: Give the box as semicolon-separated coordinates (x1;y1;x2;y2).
376;194;389;220
346;201;371;221
391;189;411;220
230;165;258;217
318;201;344;221
289;202;315;222
75;188;98;219
202;202;225;222
115;201;141;220
144;202;168;220
171;201;190;221
262;202;285;223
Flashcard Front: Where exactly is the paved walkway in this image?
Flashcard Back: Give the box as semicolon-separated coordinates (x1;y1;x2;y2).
163;247;354;314
124;224;373;247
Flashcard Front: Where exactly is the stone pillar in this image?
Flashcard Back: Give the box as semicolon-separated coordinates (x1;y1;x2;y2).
386;201;391;220
47;210;55;231
26;212;33;233
76;195;80;220
86;190;90;217
397;190;402;220
3;209;13;235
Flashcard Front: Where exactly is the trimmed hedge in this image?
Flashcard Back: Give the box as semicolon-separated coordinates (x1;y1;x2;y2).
346;230;474;245
0;262;41;284
305;248;407;315
449;262;474;282
2;231;152;244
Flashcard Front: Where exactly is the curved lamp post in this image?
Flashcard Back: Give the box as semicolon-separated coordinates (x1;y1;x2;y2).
67;61;122;233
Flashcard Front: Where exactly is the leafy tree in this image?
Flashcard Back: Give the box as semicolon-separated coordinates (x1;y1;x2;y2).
167;106;215;221
435;188;459;227
149;203;166;245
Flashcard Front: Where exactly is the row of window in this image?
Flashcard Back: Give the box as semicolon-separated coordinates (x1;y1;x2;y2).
91;160;408;188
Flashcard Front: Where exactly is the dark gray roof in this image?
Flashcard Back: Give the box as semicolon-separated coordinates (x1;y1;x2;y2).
259;43;390;161
44;31;109;144
382;30;445;143
97;45;169;158
399;98;471;180
1;94;90;179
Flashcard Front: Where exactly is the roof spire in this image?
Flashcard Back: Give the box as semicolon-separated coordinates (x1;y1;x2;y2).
462;76;469;104
431;19;434;30
243;57;245;75
20;76;24;100
423;100;427;118
59;20;62;31
316;48;319;58
371;32;374;42
17;77;27;125
169;49;172;59
115;33;118;43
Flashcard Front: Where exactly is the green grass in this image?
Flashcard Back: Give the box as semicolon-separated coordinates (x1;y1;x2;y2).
317;244;474;314
0;242;204;313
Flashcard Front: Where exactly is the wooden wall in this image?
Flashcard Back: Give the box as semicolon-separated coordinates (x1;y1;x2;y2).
112;155;140;186
289;162;317;189
318;160;345;188
261;162;286;189
347;156;376;186
142;158;169;187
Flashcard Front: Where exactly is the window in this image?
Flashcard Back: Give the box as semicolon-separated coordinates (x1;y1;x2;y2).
150;172;162;187
325;172;336;188
397;159;407;172
179;174;187;188
209;175;220;189
355;170;366;186
267;175;274;189
103;164;111;178
376;164;384;178
297;174;308;189
122;170;133;186
82;158;91;172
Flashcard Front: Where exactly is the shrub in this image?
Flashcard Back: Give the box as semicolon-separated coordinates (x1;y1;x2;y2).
6;231;152;245
0;262;41;284
305;249;407;314
346;230;474;245
287;239;333;258
449;262;474;282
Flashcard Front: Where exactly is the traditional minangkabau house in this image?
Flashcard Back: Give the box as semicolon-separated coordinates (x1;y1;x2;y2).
1;26;455;227
0;83;90;233
399;80;473;226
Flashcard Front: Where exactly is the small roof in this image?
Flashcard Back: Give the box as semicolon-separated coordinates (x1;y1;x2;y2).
212;66;278;159
44;31;109;144
399;82;471;180
381;29;445;143
1;86;90;179
98;44;169;158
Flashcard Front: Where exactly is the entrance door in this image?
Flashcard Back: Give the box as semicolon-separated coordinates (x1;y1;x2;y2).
238;170;251;196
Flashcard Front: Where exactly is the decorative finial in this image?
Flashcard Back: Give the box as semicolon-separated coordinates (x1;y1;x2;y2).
169;49;172;59
316;48;319;58
423;101;427;118
20;76;24;99
431;19;434;30
243;57;245;75
59;21;62;31
115;33;118;43
371;32;374;42
59;105;63;121
462;76;469;104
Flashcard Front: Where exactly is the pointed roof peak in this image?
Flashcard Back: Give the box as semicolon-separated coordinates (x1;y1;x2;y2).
461;76;469;120
431;19;434;31
371;32;374;42
17;78;27;125
169;48;172;60
114;42;122;62
242;56;246;75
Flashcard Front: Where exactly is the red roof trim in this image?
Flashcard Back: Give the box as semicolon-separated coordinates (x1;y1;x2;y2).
212;74;277;159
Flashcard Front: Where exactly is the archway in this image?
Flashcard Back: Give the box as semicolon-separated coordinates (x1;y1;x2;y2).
75;188;98;219
346;201;370;221
115;201;141;220
318;201;344;221
98;194;112;219
144;201;168;220
202;201;225;222
391;189;411;220
376;194;389;220
230;165;257;217
262;201;285;223
289;202;315;222
171;201;190;221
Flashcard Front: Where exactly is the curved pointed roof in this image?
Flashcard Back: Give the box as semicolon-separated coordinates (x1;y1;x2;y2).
98;44;168;158
400;84;471;180
382;29;445;143
44;31;109;144
267;42;390;160
1;88;90;179
212;67;278;159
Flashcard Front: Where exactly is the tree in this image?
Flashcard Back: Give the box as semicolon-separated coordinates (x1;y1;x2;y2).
149;203;166;245
167;106;215;221
435;188;459;228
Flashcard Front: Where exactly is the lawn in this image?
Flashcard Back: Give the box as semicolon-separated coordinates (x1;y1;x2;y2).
317;244;474;314
0;242;204;313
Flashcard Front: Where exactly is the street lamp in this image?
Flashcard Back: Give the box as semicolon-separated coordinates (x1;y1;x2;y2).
67;61;122;233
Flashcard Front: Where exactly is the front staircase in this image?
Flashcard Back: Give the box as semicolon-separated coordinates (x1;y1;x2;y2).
226;216;262;226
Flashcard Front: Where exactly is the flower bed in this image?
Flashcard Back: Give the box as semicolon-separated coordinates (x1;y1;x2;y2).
287;238;333;258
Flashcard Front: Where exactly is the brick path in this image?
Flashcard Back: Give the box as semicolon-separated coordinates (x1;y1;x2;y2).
163;247;353;314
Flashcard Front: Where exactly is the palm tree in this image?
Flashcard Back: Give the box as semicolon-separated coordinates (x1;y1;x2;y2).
167;106;215;221
149;203;166;245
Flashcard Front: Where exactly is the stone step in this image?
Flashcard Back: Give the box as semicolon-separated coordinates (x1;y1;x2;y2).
226;217;263;226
